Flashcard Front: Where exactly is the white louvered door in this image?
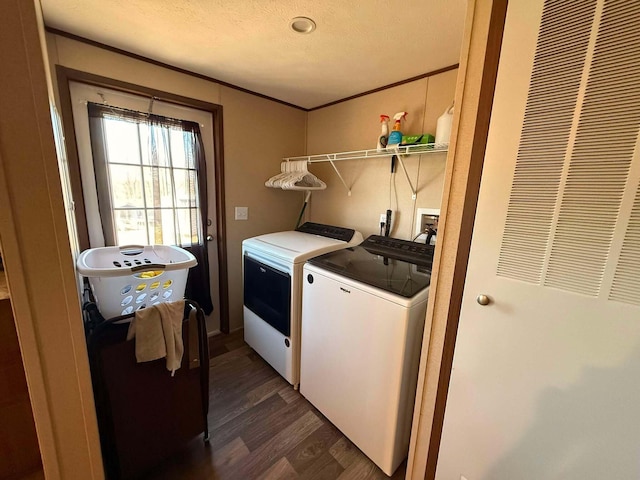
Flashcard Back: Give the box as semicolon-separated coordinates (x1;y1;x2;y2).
437;0;640;479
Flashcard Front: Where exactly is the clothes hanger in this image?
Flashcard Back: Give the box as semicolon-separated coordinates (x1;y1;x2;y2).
272;161;303;188
282;169;326;190
265;162;289;187
281;161;326;191
266;160;326;191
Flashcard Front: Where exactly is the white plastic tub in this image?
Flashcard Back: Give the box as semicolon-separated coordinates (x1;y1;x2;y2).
77;245;197;319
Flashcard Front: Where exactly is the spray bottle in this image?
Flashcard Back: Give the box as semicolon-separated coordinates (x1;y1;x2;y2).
376;115;390;151
387;112;408;148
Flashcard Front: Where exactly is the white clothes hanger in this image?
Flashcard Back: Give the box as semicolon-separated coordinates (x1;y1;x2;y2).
272;160;304;188
265;160;326;191
265;162;289;188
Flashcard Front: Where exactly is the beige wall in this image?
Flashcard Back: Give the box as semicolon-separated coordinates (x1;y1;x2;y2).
306;69;458;239
219;85;308;329
46;34;307;331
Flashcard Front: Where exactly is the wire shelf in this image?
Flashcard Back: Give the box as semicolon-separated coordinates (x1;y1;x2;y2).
281;143;448;198
283;143;448;164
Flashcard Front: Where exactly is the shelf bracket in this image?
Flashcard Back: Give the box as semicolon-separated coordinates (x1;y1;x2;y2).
395;155;417;200
326;156;352;196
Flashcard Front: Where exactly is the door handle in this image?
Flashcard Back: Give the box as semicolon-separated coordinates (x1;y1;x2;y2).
206;234;214;242
476;294;491;306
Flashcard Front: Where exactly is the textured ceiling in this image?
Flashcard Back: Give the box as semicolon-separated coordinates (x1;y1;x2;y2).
40;0;467;109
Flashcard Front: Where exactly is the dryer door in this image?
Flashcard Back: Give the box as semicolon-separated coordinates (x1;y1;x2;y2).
243;255;291;336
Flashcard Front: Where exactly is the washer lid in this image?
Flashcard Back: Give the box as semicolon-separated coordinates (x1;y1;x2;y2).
307;241;432;298
243;230;362;263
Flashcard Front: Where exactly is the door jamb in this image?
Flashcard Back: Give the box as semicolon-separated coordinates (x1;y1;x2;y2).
55;66;230;333
406;0;509;478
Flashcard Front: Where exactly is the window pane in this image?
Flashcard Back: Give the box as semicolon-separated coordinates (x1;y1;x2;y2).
113;209;147;245
170;129;191;168
140;125;171;167
173;168;198;208
176;208;200;245
109;165;144;208
104;118;141;165
146;208;178;245
155;126;171;167
143;167;175;208
161;209;178;244
139;125;150;166
184;131;197;169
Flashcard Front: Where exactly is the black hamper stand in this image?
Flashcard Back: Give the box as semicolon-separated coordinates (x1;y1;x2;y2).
83;287;210;480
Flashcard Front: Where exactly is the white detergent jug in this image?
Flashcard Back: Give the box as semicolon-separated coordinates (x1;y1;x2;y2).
435;102;454;145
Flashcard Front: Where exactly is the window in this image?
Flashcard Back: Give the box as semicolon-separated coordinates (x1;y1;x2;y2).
88;103;204;247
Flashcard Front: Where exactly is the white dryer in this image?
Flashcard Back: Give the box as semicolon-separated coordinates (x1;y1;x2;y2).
242;222;362;388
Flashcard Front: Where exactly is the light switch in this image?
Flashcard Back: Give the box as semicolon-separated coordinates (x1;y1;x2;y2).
235;206;248;220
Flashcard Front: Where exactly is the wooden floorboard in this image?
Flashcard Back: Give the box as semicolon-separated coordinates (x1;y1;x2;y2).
139;330;407;479
286;422;345;475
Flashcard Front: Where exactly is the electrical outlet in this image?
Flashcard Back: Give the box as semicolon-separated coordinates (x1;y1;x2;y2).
415;208;440;242
379;213;387;224
235;206;248;220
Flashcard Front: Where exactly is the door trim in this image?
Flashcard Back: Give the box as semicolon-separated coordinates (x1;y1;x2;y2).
0;2;104;476
55;66;230;333
406;0;508;478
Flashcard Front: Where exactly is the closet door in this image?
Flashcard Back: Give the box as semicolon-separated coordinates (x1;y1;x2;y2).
437;0;640;478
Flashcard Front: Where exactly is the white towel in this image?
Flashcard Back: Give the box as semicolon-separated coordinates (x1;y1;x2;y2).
126;300;185;375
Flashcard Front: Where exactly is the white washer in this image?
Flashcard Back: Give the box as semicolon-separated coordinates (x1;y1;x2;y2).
242;223;362;389
300;236;433;476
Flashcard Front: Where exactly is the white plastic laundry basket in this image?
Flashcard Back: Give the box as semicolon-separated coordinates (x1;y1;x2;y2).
77;245;197;319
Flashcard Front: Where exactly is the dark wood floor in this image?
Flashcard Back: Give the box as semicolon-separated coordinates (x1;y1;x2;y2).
140;329;407;480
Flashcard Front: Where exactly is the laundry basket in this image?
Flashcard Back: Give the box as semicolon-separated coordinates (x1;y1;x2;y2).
77;245;197;319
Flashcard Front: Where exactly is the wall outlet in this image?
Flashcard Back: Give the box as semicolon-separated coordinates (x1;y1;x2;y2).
415;208;440;242
235;206;248;220
379;213;387;225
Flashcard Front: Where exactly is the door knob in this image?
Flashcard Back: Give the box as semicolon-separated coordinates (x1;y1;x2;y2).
476;294;491;306
206;234;214;242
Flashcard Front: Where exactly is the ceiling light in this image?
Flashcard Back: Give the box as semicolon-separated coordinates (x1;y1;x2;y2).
290;17;316;34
